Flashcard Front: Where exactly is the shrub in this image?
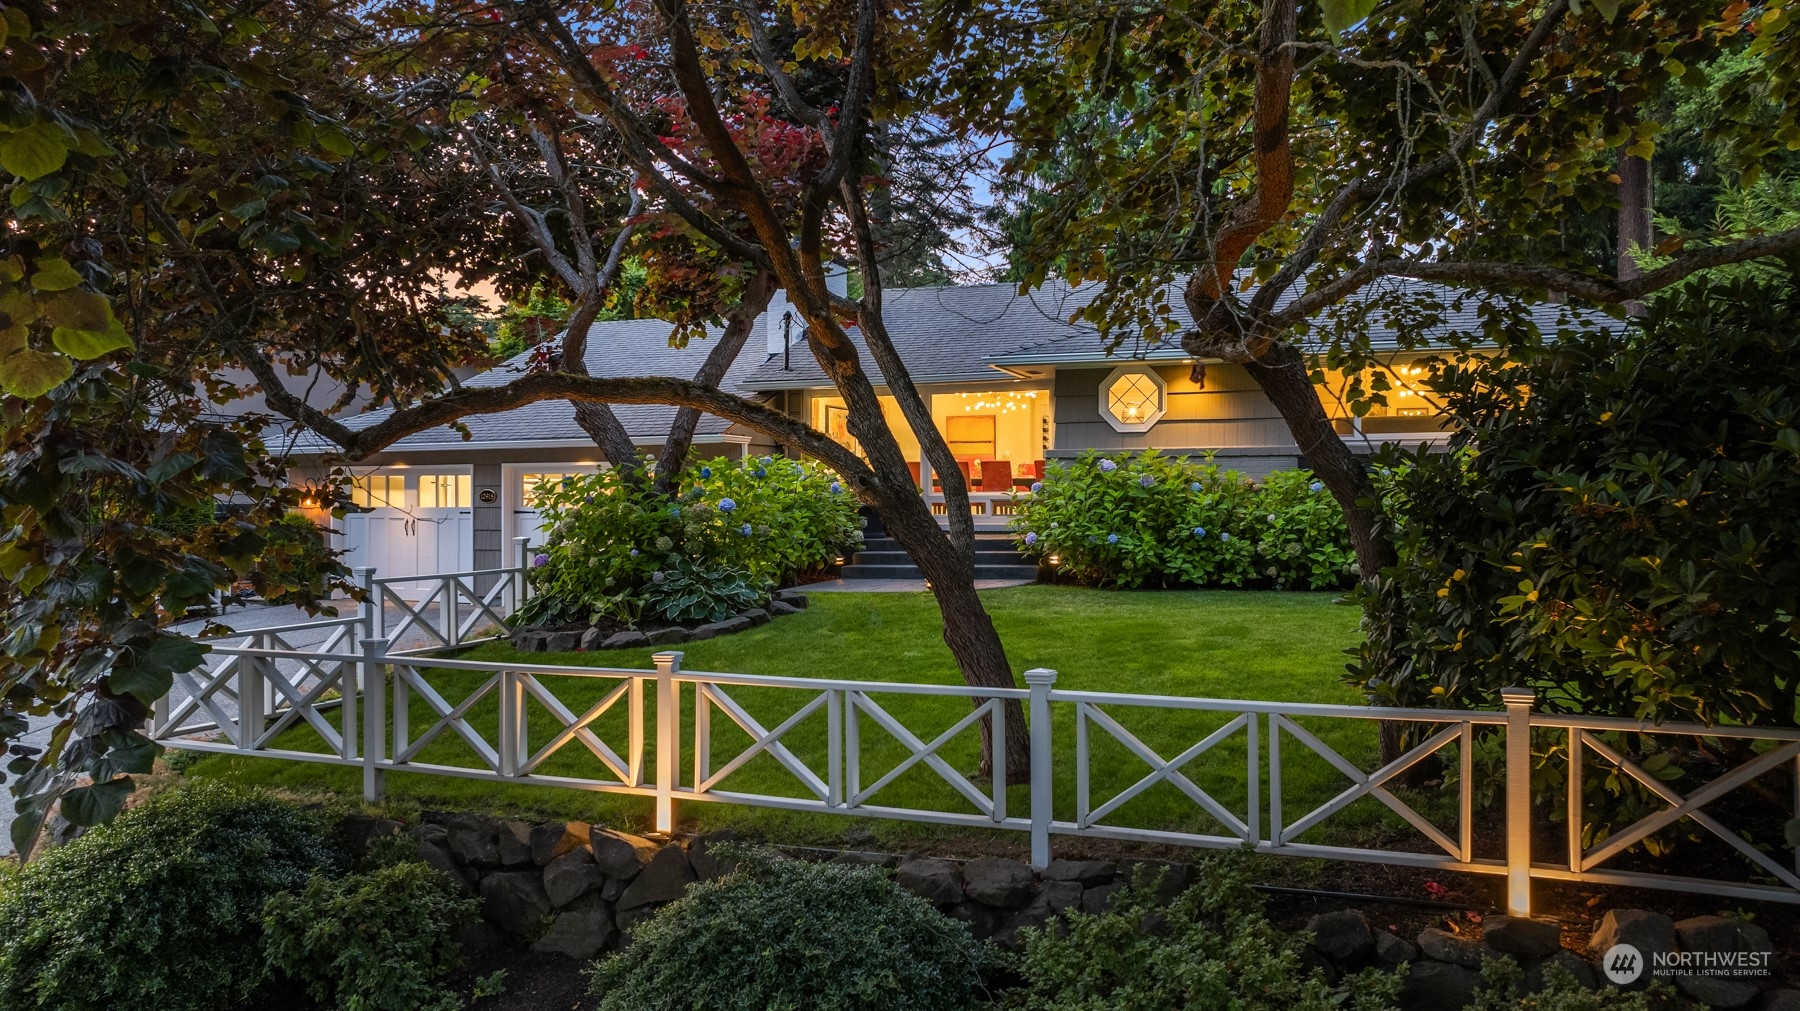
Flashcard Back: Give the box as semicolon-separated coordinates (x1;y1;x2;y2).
255;510;339;605
1011;450;1354;589
643;556;767;624
262;861;478;1011
999;853;1399;1011
0;781;337;1010
588;850;987;1011
522;455;861;627
1470;957;1679;1010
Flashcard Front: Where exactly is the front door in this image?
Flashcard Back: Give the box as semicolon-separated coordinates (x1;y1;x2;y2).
343;470;474;598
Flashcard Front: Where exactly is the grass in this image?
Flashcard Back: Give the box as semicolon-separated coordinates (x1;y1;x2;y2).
186;586;1444;855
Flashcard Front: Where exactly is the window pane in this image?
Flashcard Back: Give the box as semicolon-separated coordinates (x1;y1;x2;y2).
352;474;403;508
521;473;563;508
1106;372;1161;426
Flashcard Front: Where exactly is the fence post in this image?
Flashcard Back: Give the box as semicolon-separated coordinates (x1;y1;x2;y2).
1501;686;1536;918
361;637;389;803
498;670;525;777
355;565;382;646
653;651;684;834
513;536;533;614
1024;667;1057;870
240;644;267;753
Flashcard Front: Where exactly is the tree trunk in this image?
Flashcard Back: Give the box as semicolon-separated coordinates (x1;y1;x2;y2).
653;273;775;495
1618;149;1653;316
559;298;645;476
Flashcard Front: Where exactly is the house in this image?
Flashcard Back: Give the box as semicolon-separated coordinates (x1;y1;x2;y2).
288;277;1585;583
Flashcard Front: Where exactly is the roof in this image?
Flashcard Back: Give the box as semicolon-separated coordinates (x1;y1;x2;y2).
289;316;761;455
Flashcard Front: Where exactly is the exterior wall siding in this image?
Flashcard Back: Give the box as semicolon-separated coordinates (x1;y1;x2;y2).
1054;363;1299;451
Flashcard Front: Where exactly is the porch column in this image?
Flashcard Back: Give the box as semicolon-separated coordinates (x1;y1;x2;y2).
917;453;932;500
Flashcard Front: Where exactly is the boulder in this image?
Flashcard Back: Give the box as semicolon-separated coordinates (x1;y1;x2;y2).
1525;950;1598;993
532;898;616;960
1041;858;1116;886
895;856;964;906
1590;909;1677;990
509;631;543;652
613;903;660;939
773;589;809;608
1080;881;1124;915
1483;916;1563;958
579;627;606;651
543;849;606;908
688;616;751;640
530;821;592;866
1013;880;1083;931
601;876;629;902
616;844;696;910
1376;930;1418;965
768;600;802;616
1672;915;1771;1009
336;814;404;857
1307;909;1375;965
590;828;660;880
643;627;690;646
478;871;553;937
963;857;1035;908
1417;928;1500;969
602;630;649;650
688;830;743;880
497;821;535;867
1398;960;1481;1011
416;840;475;895
740;608;771;626
446;813;502;866
545;630;581;652
410;822;450;848
945;900;1000;940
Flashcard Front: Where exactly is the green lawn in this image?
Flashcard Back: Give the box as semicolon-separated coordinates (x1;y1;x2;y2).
188;586;1439;854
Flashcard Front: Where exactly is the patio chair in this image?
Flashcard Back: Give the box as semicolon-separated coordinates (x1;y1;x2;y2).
977;459;1012;492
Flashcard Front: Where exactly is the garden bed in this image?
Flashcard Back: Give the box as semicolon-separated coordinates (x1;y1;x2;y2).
508;589;811;652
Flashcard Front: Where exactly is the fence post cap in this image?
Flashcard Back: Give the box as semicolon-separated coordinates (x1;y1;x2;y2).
1499;686;1536;706
1023;668;1058;686
652;650;685;667
358;636;391;654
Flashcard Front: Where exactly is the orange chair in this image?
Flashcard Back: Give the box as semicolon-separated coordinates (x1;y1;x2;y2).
977;459;1012;492
907;461;921;488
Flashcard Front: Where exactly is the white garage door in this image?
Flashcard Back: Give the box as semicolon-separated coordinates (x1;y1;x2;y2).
510;466;603;550
342;471;474;598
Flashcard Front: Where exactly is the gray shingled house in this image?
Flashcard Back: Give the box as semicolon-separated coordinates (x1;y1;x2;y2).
290;278;1574;584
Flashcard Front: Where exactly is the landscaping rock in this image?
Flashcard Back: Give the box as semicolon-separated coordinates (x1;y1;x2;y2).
601;876;629;902
1483;916;1563;958
532;897;615;960
530;821;591;866
773;589;809;608
446;813;502;866
589;828;660;880
417;840;474;895
1398;960;1481;1011
1525;950;1597;993
1417;927;1500;969
497;821;535;867
479;871;553;937
1307;909;1375;964
1762;991;1800;1011
613;903;659;939
643;627;689;646
1590;909;1677;990
410;822;450;848
579;626;606;651
542;850;606;908
963;856;1035;908
1118;858;1189;898
616;844;695;910
1014;880;1083;931
945;900;1000;940
336;814;403;857
1672;915;1772;1009
688;830;742;880
689;616;751;640
602;630;648;649
740;607;770;626
895;856;964;906
1375;930;1417;965
768;600;802;616
545;630;581;652
829;850;897;869
510;631;543;652
1041;858;1116;886
1080;881;1124;915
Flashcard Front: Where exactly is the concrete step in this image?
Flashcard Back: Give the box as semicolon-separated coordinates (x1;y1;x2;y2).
854;549;1028;566
840;563;922;579
975;564;1040;579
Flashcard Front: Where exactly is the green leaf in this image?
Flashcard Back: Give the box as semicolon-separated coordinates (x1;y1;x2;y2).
316;128;356;157
43;287;112;331
0;122;69;181
29;256;84;291
1319;0;1379;37
1591;0;1620;21
52;317;130;359
59;776;135;826
0;347;73;397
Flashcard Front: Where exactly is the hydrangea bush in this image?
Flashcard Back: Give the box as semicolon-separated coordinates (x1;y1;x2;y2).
1011;450;1354;589
519;456;862;627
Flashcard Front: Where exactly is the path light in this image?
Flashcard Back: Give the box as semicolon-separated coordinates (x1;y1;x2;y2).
1046;554;1061;567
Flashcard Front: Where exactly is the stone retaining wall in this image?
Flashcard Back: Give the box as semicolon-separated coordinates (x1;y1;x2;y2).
509;589;809;653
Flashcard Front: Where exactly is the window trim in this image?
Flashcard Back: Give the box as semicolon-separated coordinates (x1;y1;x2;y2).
1099;363;1167;433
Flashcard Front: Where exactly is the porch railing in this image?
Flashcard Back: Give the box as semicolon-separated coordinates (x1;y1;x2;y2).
146;626;1800;917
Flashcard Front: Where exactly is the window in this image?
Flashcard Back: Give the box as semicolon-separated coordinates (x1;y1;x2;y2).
418;473;470;509
1099;364;1167;433
350;474;404;508
520;473;566;508
946;415;996;457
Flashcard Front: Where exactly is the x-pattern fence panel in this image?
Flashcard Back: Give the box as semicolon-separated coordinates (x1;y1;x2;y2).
375;570;518;656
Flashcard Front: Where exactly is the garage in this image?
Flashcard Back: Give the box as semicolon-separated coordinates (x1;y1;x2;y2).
341;468;474;597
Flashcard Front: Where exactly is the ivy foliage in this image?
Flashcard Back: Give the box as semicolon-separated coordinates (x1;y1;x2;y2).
1011;450;1354;589
1350;278;1800;726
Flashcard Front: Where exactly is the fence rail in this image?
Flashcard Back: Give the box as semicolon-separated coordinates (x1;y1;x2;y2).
146;616;1800;917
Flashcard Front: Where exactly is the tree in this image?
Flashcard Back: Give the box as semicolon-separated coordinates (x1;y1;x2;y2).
975;0;1800;584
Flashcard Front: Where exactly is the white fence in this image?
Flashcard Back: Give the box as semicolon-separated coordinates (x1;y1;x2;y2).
147;555;1800;919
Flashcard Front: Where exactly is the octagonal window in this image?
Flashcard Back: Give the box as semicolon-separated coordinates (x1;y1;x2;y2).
1100;364;1167;432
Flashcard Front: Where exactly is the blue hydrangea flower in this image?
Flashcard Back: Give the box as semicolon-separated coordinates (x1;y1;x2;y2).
1190;482;1202;493
629;549;639;557
719;498;737;512
699;466;713;479
1098;458;1117;473
1267;513;1277;522
829;482;843;494
670;506;681;517
651;570;665;584
1139;474;1154;488
1030;481;1043;493
754;468;767;478
1024;532;1038;546
1220;532;1232;542
740;523;753;536
1106;533;1120;545
1193;527;1207;537
1309;481;1323;492
761;456;773;465
532;553;549;568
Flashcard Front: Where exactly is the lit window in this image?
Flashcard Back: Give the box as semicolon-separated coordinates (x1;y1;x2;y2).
1100;364;1167;433
521;473;565;508
350;474;404;508
418;473;470;509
